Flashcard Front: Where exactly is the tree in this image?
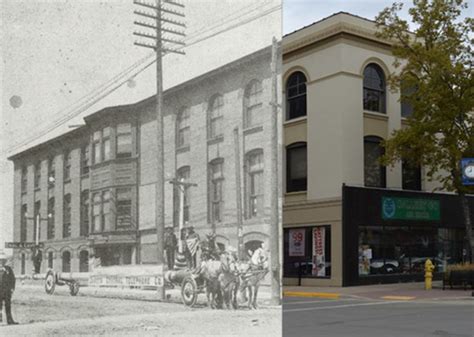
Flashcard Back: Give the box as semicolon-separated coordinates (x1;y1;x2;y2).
375;0;474;258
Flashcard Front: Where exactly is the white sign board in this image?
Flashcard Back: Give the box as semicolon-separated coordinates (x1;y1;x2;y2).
289;229;305;257
312;227;326;277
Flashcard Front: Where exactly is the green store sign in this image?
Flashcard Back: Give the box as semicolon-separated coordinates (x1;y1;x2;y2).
382;197;440;221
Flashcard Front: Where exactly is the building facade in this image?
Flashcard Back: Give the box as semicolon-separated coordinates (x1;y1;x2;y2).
9;47;279;276
282;13;473;286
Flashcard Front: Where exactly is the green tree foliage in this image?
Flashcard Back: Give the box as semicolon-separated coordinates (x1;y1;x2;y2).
375;0;473;254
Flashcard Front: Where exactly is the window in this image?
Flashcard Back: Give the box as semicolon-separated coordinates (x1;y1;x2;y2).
92;127;112;164
363;64;386;113
47;198;55;240
64;150;71;181
246;150;264;218
402;161;422;191
21;253;26;275
286;142;307;192
34;201;41;242
21;204;27;242
401;83;415;118
176;167;191;224
48;157;55;185
62;251;71;272
176;107;190;149
209;159;224;223
79;250;89;272
364;136;386;188
116;188;132;228
244;80;263;128
92;190;111;232
21;167;27;193
63;194;71;238
286;71;307;120
48;251;54;269
81;144;90;175
208;95;223;139
116;123;132;158
80;190;89;236
34;162;41;189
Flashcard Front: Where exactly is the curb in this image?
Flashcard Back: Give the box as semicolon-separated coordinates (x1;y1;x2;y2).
283;291;340;299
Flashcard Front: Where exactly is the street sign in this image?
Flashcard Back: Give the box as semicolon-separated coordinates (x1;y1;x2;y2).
5;242;44;249
382;197;440;221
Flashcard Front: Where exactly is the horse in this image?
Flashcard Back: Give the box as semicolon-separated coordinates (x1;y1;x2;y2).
217;252;240;310
236;260;269;309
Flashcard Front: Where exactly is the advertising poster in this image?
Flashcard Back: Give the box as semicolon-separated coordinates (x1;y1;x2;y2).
312;227;326;277
289;229;305;256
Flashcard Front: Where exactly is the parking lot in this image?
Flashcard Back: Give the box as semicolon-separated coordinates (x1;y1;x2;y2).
283;296;474;337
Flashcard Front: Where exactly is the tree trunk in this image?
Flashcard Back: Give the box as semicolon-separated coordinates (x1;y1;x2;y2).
459;192;474;262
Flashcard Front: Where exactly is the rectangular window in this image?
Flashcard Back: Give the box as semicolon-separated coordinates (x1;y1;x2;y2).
21;204;27;242
34;162;41;189
103;127;111;161
63;194;71;238
116;188;132;228
93;131;101;164
80;190;89;236
21;167;27;194
92;192;102;232
48;157;55;186
177;109;190;149
116;123;132;158
209;161;224;223
287;144;307;192
47;198;55;240
81;144;90;175
103;190;111;231
34;201;41;242
64;151;71;181
247;152;264;218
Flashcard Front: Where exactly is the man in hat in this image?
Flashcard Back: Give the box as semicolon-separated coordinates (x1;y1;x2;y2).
185;227;200;269
0;250;18;325
164;227;177;270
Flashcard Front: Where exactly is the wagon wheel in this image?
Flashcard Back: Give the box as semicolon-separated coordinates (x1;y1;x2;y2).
181;276;199;307
69;281;80;296
45;270;56;295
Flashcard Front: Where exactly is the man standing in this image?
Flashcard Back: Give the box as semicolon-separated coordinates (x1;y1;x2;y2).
164;227;177;270
185;227;200;269
0;250;18;325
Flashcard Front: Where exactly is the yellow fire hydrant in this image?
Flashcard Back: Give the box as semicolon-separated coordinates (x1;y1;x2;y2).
424;259;435;290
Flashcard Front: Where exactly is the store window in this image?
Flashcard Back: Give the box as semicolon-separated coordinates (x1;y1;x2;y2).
246;150;264;218
402;160;422;191
283;226;331;278
80;190;89;236
286;142;307;192
209;159;224;224
62;251;71;272
47;198;55;240
208;94;223;139
176;107;190;149
21;205;27;242
244;80;263;128
363;63;386;113
79;250;89;272
286;71;307;120
21;167;27;194
116;123;132;158
116;188;132;228
364;136;386;188
34;162;41;189
81;144;90;175
64;150;72;181
48;157;55;185
63;194;71;238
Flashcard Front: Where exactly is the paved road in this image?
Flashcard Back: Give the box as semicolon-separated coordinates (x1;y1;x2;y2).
283;296;474;337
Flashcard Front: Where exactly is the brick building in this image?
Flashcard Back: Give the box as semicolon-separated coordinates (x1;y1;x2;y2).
8;46;280;275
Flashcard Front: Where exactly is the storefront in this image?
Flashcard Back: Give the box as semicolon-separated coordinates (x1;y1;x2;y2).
342;185;474;286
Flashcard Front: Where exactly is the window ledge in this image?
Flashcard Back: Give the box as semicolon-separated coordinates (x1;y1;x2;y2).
243;125;263;135
207;135;224;145
285;190;307;196
363;111;388;121
176;145;190;154
284;116;307;127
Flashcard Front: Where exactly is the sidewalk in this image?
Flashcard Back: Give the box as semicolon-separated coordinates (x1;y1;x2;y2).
284;281;474;301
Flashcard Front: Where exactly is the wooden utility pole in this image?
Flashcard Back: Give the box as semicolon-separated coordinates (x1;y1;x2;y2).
233;127;244;259
269;37;281;305
133;0;185;301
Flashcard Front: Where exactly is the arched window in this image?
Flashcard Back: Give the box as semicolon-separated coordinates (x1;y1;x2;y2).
48;251;54;269
62;251;71;272
286;142;307;192
363;64;386;113
246;149;264;218
402;160;421;191
176;107;190;149
208;95;223;139
244;80;263;128
286;72;307;120
364;136;386;188
79;250;89;272
209;158;224;224
245;240;263;260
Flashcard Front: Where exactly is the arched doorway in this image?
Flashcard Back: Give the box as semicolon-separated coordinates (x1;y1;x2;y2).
62;251;71;272
79;250;89;272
